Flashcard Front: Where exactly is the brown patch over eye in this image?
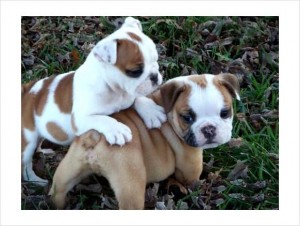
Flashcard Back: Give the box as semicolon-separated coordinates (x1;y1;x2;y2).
115;39;144;77
172;89;194;136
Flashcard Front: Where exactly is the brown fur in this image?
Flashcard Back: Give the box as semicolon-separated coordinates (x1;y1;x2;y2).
46;122;68;142
22;73;74;148
21;80;42;131
171;85;194;137
35;76;55;116
22;91;36;131
214;73;240;101
158;80;196;138
127;32;142;42
115;39;144;73
21;131;27;154
188;74;207;88
21;80;37;97
213;75;234;108
71;113;78;133
160;80;187;113
54;72;74;113
50;82;204;209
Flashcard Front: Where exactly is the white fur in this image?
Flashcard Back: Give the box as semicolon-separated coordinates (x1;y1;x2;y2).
22;17;164;185
22;128;48;185
134;96;166;129
72;18;163;145
35;72;75;145
188;74;233;149
169;74;235;149
93;39;118;64
29;78;46;94
124;17;143;31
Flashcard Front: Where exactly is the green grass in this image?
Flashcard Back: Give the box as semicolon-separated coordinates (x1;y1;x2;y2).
21;16;279;210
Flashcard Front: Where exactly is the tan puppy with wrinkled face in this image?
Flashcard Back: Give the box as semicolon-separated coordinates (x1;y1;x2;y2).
49;73;240;209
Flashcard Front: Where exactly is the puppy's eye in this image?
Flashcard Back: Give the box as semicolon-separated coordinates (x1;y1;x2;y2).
180;110;195;124
126;66;144;78
220;108;231;119
181;115;193;124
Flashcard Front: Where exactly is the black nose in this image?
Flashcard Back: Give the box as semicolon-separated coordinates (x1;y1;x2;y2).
150;73;158;84
201;125;216;140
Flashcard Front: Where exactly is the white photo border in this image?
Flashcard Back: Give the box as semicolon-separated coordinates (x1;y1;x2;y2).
0;0;299;225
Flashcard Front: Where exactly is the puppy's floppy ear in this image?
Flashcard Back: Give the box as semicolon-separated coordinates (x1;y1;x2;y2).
122;17;143;31
93;39;117;64
218;73;241;101
160;80;186;113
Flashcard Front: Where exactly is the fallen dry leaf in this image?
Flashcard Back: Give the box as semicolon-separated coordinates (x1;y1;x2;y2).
145;183;159;208
166;178;188;195
100;195;118;209
227;160;248;181
248;193;265;203
246;181;267;190
228;137;244;148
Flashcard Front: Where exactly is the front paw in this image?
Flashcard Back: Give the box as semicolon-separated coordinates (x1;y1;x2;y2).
142;104;167;129
134;97;167;129
103;122;132;146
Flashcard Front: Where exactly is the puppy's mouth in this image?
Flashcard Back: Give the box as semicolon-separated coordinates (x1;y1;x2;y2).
183;130;220;148
183;130;199;148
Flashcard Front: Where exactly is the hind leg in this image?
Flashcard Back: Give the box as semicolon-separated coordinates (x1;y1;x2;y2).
50;163;91;209
49;136;93;209
22;129;48;186
102;146;147;210
108;168;146;210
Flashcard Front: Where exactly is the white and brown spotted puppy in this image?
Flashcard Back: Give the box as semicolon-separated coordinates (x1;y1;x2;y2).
49;73;240;210
22;17;166;185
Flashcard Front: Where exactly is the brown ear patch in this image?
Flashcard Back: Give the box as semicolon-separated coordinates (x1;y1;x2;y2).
54;72;74;113
214;73;240;102
46;122;68;142
127;32;142;42
213;75;234;107
115;39;144;74
160;81;186;113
